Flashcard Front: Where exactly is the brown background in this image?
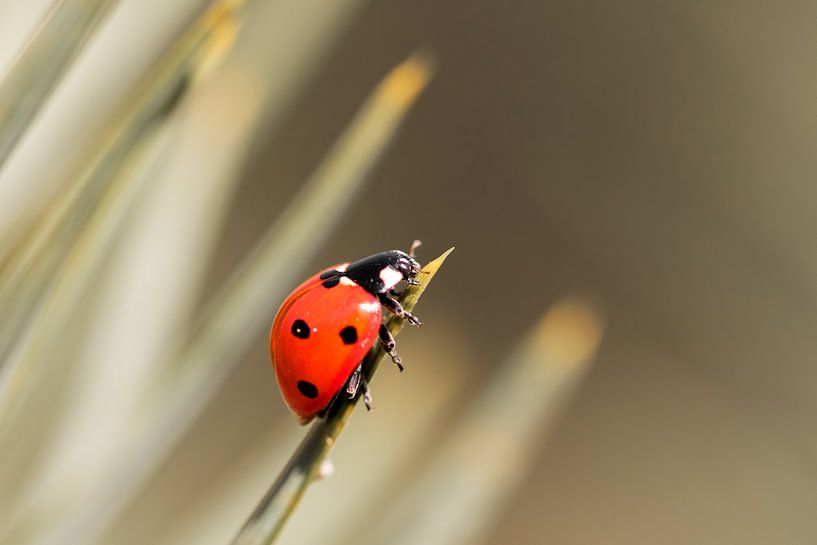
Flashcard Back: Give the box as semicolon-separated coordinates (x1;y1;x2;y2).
109;2;817;544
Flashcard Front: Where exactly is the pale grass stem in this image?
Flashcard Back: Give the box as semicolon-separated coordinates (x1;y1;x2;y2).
354;299;604;545
48;52;435;545
0;0;243;423
0;0;119;166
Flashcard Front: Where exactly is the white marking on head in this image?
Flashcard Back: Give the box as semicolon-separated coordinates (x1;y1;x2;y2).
379;265;403;291
336;263;350;272
340;277;356;286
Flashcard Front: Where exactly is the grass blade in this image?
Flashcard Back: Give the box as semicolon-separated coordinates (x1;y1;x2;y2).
0;0;243;367
353;299;604;545
0;0;241;408
231;247;455;545
0;2;243;534
50;52;434;545
0;0;119;166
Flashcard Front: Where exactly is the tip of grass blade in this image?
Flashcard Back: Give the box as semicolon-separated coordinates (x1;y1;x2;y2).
533;298;604;367
423;246;455;276
379;51;436;109
383;246;454;336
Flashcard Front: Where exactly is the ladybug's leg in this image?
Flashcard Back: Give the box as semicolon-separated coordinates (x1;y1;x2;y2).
346;364;373;410
360;374;373;410
379;294;422;326
346;365;362;398
379;324;404;372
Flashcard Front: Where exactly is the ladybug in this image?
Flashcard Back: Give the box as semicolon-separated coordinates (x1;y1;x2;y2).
270;241;423;423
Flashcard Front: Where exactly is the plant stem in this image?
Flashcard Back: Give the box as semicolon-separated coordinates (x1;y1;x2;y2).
230;247;454;545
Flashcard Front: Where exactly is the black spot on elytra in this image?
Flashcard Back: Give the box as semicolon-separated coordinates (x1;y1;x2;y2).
291;319;310;339
340;326;358;345
322;277;340;288
297;380;318;398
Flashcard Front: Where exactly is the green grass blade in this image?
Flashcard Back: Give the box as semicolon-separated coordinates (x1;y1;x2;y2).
231;247;454;545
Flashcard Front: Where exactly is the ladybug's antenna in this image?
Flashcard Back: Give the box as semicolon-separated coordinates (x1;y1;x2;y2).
409;239;422;258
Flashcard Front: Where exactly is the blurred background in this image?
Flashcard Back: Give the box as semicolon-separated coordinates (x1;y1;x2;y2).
1;1;816;544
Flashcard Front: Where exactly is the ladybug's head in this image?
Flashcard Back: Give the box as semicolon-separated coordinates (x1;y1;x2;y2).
342;245;423;295
388;250;422;287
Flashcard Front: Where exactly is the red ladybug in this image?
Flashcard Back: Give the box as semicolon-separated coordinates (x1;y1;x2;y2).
270;242;423;423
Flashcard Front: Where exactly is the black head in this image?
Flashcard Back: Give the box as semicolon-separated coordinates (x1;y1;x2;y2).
329;249;421;296
386;250;422;286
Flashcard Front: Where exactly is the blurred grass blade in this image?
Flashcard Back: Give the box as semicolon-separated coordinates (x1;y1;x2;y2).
167;52;435;380
0;0;242;368
55;52;435;545
231;247;454;545
0;122;178;532
0;0;243;503
355;299;604;545
0;0;241;394
0;0;119;167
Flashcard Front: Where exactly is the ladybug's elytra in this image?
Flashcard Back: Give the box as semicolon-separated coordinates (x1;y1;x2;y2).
270;241;423;423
